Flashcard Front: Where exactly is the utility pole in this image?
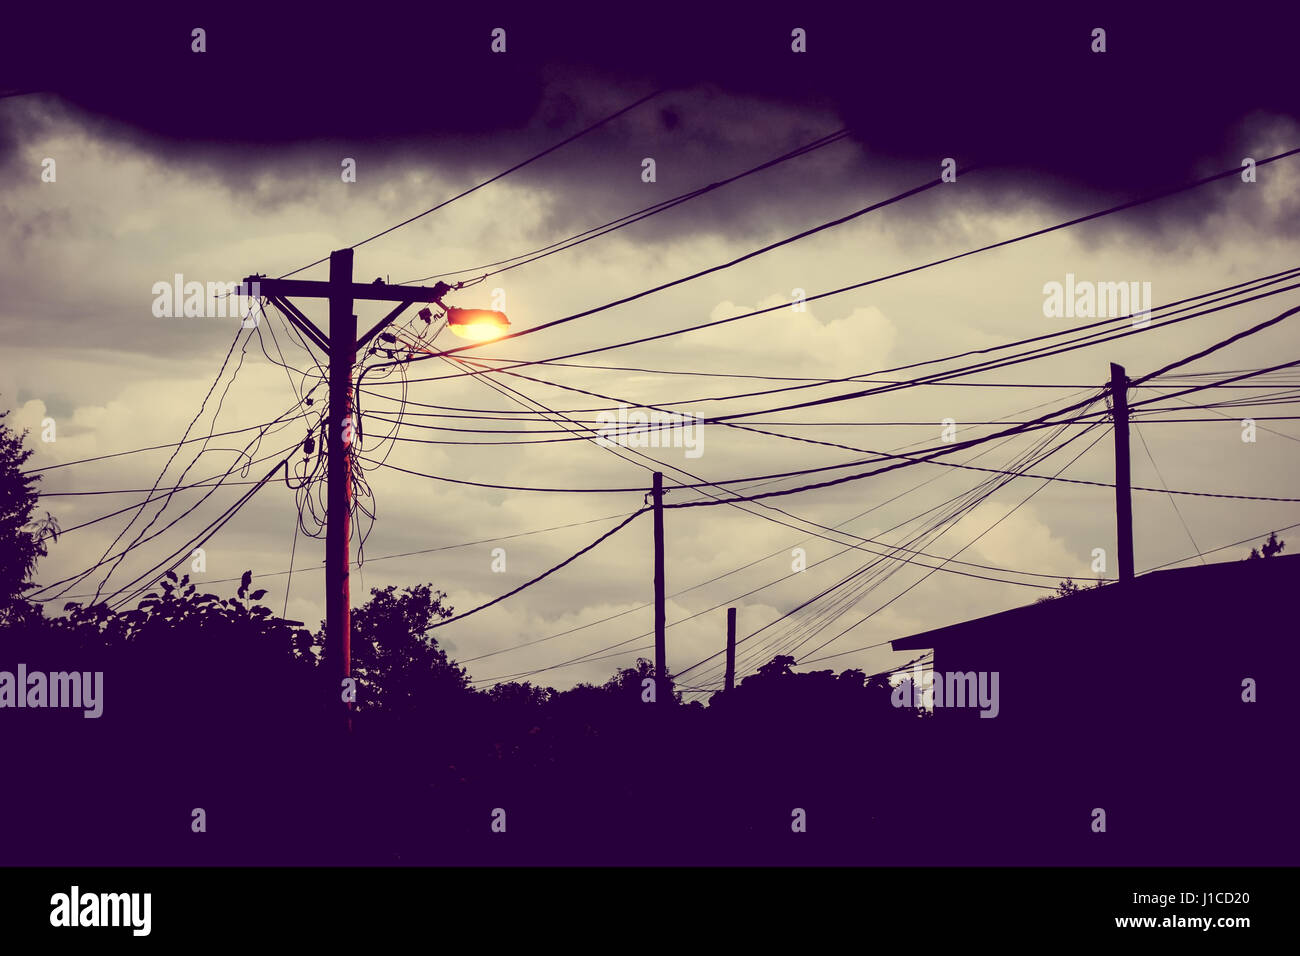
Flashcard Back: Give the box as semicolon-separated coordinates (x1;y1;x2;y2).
1110;363;1134;583
327;249;356;726
652;471;667;701
238;257;453;728
724;606;736;693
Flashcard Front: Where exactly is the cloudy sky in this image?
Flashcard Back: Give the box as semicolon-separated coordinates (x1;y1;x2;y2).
4;7;1299;695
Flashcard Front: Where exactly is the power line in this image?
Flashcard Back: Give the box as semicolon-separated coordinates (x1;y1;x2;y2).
450;357;1104;582
1141;521;1300;574
743;369;1300;671
92;318;279;601
418;148;1300;364
792;424;1112;664
68;321;250;598
283;510;300;620
401;129;851;284
360;394;1300;502
474;415;1105;685
102;455;294;611
463;356;1103;388
1134;423;1205;565
27;440;300;600
424;510;648;630
37;508;642;602
656;361;1300;510
31;325;322;602
458;391;1097;668
21;417;310;475
277;90;663;279
1129;357;1300;411
676;419;1103;683
1136;308;1300;385
1134;387;1300;443
374;267;1300;418
437;325;1300;503
37;478;267;496
456;357;1086;586
689;281;1300;425
384;162;978;366
357;410;1300;444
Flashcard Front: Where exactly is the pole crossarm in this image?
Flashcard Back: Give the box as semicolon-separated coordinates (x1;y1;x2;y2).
240;276;452;305
243;276;453;354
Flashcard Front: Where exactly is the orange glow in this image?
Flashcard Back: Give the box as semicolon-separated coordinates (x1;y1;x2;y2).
449;321;506;342
446;307;509;342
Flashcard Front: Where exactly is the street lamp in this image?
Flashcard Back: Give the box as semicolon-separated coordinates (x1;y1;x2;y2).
444;306;510;342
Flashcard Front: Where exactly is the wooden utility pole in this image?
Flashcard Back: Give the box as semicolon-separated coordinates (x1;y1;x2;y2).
652;471;667;700
1110;363;1134;582
237;257;453;727
724;606;736;692
326;249;356;720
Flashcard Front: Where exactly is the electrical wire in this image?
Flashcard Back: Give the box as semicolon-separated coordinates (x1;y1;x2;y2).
278;90;664;280
410;149;1300;364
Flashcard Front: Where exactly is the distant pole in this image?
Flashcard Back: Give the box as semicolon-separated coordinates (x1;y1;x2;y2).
327;249;357;726
725;607;736;692
1110;363;1134;583
652;472;667;701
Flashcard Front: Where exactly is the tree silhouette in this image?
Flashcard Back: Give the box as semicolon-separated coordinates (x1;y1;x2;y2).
0;408;52;625
332;583;467;716
756;654;797;679
1034;577;1104;604
600;656;678;703
1247;531;1286;560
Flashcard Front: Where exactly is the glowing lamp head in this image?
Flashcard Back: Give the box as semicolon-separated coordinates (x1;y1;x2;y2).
446;307;510;342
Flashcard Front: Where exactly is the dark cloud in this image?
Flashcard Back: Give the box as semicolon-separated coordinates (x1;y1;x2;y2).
4;6;1295;193
1;5;1297;302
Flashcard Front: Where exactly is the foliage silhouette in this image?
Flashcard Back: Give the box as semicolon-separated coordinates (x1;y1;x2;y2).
0;409;52;626
1247;531;1286;560
2;414;1294;865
